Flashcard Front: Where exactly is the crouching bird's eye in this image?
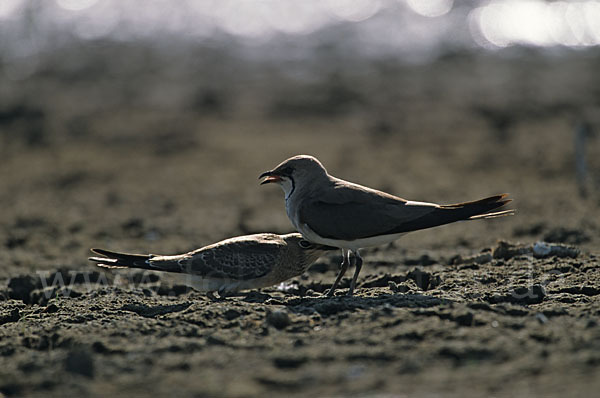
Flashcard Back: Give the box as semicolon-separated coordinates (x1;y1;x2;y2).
298;240;312;249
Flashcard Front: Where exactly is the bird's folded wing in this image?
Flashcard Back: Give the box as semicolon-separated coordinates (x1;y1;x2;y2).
298;196;438;240
299;190;512;240
183;242;278;280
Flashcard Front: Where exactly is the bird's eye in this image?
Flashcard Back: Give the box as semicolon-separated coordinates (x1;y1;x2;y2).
298;240;312;249
281;167;293;176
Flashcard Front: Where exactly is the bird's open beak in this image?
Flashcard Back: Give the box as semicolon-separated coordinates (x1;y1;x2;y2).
259;171;282;185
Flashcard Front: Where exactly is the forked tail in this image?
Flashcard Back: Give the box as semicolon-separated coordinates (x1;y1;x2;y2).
441;193;514;220
397;194;513;233
88;248;152;270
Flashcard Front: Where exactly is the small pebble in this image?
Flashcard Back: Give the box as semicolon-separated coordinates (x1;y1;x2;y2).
535;313;549;324
65;349;94;378
43;304;59;314
455;312;474;327
533;242;551;256
266;309;290;330
586;319;597;329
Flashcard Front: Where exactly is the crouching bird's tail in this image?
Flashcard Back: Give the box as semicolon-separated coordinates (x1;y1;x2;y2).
88;248;152;270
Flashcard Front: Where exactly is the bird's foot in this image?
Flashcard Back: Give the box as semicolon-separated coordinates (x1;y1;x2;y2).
206;291;220;301
207;290;228;301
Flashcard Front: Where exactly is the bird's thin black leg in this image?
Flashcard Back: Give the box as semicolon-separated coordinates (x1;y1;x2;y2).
327;249;350;296
347;251;363;296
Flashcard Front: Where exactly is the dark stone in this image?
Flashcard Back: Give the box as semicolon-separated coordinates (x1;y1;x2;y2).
5;235;27;249
223;309;242;321
392;331;424;341
273;356;307;369
8;275;39;303
206;335;227;346
313;301;351;317
407;268;440;291
487;285;546;305
0;345;15;356
512;284;546;304
0;308;20;325
43;304;59;313
91;341;109;354
0;382;21;396
242;291;271;303
455;312;475;327
266;309;291;330
65;349;94;378
556;286;600;296
492;241;530;260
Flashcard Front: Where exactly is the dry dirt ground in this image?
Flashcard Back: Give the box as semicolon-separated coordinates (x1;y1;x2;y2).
1;48;600;397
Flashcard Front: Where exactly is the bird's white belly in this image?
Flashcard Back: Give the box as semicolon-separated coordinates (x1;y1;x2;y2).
299;224;406;251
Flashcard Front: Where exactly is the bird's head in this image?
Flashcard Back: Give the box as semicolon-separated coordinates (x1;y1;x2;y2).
282;233;337;268
259;155;328;199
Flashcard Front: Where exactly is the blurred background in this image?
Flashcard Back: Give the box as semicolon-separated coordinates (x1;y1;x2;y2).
1;0;600;275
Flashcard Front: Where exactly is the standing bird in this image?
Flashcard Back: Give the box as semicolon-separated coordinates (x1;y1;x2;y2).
89;233;336;298
259;155;513;296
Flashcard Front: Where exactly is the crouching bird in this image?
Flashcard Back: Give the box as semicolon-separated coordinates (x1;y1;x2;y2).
89;233;336;298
